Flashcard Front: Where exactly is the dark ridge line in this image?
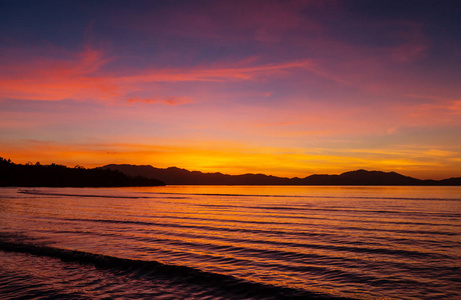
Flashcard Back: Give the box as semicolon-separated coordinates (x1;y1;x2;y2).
102;164;461;186
0;240;353;300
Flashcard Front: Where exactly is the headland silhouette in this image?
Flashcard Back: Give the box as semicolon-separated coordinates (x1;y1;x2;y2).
0;158;165;187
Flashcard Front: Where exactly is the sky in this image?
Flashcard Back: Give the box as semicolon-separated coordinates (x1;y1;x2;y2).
1;0;460;180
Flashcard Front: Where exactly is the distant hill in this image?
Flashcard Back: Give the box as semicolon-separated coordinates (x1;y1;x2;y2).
304;169;421;185
0;158;165;187
102;164;461;186
101;164;293;185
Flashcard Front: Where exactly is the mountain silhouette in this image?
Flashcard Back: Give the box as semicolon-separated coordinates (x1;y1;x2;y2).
0;158;165;187
102;165;293;185
102;164;461;186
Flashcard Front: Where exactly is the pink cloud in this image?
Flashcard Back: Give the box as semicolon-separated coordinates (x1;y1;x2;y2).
0;44;317;103
389;22;429;63
0;46;118;101
127;96;193;106
390;95;461;127
119;0;324;43
117;59;315;83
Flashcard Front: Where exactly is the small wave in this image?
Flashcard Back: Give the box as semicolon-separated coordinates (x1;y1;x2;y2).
149;191;461;202
13;187;461;202
126;208;461;229
38;216;457;260
18;189;150;199
192;203;461;220
16;188;461;203
0;239;353;300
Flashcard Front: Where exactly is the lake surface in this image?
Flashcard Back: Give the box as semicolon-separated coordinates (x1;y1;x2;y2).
0;186;460;299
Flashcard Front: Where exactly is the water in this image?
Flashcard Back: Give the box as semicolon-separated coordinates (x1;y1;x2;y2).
0;186;460;299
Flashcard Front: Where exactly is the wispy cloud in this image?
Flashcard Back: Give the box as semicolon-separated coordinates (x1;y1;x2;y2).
127;96;193;106
117;59;315;83
0;46;117;101
389;21;429;63
0;45;316;104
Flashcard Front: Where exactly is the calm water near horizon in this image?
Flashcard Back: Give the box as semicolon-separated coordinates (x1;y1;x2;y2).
0;185;460;299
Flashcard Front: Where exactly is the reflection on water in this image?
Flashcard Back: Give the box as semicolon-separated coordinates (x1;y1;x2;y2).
0;186;460;299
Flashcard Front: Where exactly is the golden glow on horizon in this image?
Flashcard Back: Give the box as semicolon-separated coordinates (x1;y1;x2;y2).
1;140;459;180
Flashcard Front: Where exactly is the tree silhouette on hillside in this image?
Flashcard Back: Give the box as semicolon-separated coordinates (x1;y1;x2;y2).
0;157;165;187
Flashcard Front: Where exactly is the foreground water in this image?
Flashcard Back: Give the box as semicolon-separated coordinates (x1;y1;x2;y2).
0;186;460;299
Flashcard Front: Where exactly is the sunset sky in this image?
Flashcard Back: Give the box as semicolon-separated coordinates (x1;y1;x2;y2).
1;0;460;179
